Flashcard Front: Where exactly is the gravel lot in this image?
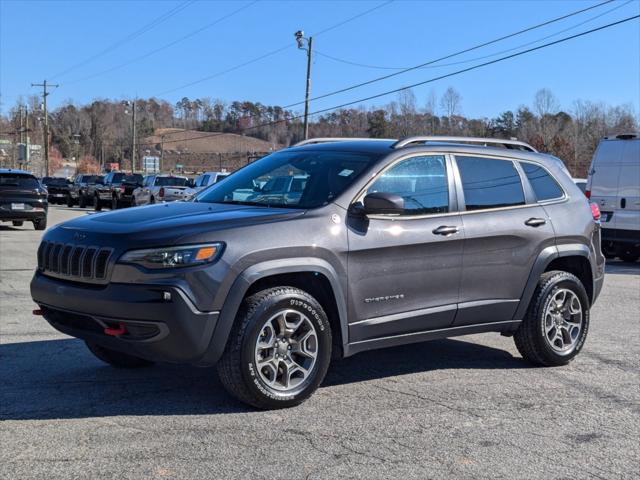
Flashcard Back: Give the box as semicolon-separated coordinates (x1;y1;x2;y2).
1;206;639;479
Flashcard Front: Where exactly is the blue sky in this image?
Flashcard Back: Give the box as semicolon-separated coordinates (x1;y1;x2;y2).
1;0;639;119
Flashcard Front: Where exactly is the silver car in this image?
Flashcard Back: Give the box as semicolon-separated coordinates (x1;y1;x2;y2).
132;174;190;206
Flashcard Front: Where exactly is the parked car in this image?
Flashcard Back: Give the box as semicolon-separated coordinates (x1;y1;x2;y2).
94;172;143;211
1;169;48;230
183;171;230;198
585;133;639;262
41;177;71;204
67;174;103;208
132;174;189;206
31;136;604;409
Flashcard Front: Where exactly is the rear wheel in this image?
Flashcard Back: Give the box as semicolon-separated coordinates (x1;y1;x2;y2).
217;287;332;409
66;195;74;207
85;341;155;368
514;271;589;367
12;220;23;227
79;195;87;208
33;217;47;230
150;196;156;204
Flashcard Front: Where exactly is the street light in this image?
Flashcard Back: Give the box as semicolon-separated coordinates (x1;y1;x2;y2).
294;30;313;140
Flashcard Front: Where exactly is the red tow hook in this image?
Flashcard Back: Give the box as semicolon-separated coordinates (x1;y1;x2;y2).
32;309;43;316
104;323;127;337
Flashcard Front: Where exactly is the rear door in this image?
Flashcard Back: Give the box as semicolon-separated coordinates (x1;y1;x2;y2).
347;153;464;343
588;140;623;232
453;155;556;326
616;139;640;234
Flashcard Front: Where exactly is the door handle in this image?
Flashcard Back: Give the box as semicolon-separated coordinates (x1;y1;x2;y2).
432;225;459;236
525;217;546;227
621;198;626;209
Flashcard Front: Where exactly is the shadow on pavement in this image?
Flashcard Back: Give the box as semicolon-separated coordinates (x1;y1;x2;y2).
605;261;640;276
1;336;524;420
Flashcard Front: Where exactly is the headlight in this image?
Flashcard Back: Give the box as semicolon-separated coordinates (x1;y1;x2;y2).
119;243;224;269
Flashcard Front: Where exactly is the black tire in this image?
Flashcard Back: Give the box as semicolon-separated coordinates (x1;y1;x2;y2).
94;195;102;211
217;287;332;409
514;270;590;367
619;248;639;263
33;217;47;231
12;220;23;227
66;195;74;208
85;341;155;368
79;195;87;208
150;196;156;204
112;196;119;210
131;196;137;207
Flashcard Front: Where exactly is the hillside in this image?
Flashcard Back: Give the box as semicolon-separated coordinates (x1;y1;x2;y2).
143;129;277;154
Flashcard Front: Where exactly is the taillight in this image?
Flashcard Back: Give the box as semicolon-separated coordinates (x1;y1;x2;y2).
585;189;591;199
590;202;601;221
159;187;165;197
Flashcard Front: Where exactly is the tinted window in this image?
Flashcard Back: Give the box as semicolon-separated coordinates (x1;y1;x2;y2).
0;173;40;189
154;176;188;186
521;162;564;201
42;177;68;186
214;174;229;183
111;173;125;183
197;150;379;208
457;156;525;210
367;155;448;215
200;175;210;186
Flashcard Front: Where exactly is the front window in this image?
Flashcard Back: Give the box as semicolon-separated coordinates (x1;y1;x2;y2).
196;150;381;208
366;155;449;215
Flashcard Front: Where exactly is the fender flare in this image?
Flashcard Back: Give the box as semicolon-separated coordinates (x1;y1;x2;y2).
197;257;348;366
513;243;591;320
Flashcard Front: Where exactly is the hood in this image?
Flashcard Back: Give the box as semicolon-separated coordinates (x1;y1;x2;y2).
46;201;305;248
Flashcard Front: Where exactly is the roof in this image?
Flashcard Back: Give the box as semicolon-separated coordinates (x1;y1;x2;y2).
0;168;34;175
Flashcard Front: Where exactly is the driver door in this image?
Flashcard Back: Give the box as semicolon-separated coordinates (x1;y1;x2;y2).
347;154;464;343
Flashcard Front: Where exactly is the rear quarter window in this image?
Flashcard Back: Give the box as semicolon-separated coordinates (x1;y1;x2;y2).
521;162;564;201
456;156;525;210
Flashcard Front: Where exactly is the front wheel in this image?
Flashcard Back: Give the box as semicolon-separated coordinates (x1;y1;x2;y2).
79;195;87;208
66;195;74;207
85;341;155;368
94;195;102;211
217;287;332;409
514;271;590;367
111;196;120;210
12;220;23;227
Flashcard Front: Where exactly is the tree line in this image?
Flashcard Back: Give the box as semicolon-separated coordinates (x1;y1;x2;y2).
0;87;636;176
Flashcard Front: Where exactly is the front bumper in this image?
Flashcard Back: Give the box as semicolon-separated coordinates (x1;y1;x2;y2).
31;272;219;364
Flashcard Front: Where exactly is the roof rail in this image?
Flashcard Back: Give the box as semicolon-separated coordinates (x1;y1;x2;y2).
391;136;537;152
292;137;393;147
603;133;638;140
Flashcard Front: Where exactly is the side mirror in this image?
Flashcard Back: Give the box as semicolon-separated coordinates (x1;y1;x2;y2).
362;192;404;215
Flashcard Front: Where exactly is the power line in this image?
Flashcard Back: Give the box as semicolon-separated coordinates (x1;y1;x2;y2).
62;1;259;86
281;0;617;109
152;0;395;97
49;0;195;80
130;14;639;149
312;0;631;71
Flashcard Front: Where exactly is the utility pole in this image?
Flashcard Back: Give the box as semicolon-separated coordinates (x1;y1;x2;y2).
132;99;137;172
32;80;59;177
295;30;313;140
160;134;165;172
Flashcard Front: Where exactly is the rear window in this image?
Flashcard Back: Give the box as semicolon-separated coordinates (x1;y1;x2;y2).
42;177;68;186
456;156;525;210
521;162;564;201
0;173;40;189
154;177;188;187
214;174;229;183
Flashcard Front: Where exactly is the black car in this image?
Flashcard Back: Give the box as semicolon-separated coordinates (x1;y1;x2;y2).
95;172;143;210
113;174;144;209
68;174;104;208
0;169;48;230
42;177;71;204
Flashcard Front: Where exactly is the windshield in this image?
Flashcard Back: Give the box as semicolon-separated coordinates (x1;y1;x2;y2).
155;176;188;187
42;177;68;186
196;149;380;208
0;173;40;189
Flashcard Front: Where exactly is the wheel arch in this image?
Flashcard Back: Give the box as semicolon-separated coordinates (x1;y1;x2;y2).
198;258;348;366
514;244;593;320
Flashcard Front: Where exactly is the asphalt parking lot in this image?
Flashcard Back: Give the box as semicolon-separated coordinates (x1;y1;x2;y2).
1;206;639;479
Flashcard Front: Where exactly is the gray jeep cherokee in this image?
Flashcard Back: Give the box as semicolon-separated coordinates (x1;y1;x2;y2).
31;136;605;409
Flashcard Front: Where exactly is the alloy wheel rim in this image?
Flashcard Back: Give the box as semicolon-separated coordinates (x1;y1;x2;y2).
543;288;583;353
253;309;318;392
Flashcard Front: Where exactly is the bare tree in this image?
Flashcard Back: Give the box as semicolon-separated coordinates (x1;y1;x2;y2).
440;87;462;118
534;88;559;117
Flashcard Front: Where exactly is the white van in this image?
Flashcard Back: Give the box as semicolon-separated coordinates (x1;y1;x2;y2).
586;133;640;262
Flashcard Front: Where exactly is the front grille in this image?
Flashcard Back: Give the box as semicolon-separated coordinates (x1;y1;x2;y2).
37;240;113;283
